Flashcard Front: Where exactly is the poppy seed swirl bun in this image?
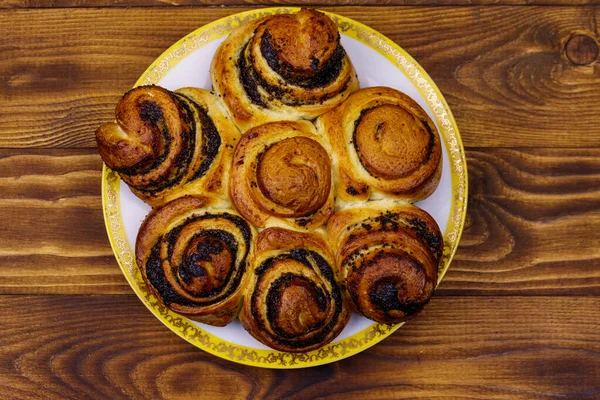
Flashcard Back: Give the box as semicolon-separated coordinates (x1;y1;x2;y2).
316;87;442;205
229;120;335;231
211;8;359;132
135;195;256;326
327;201;443;324
96;86;240;206
240;227;350;352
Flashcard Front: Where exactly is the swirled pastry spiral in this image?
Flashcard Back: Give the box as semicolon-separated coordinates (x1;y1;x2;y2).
96;85;240;206
240;227;350;352
315;87;442;204
211;8;359;132
327;201;443;324
229;120;335;231
135;195;256;326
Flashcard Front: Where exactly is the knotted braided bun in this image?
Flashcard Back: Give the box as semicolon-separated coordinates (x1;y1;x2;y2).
211;8;359;132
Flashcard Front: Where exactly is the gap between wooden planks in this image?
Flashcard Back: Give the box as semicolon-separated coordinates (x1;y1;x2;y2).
0;148;598;295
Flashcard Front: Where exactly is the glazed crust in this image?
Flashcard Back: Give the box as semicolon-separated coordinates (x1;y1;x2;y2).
315;86;442;204
327;201;443;324
240;227;350;352
135;195;256;326
229;120;335;231
96;85;240;207
210;8;359;132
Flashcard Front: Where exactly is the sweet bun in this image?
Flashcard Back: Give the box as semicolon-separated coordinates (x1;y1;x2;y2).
240;227;350;352
96;85;240;206
211;8;359;132
229;120;335;231
135;195;256;326
97;7;451;353
316;86;442;205
326;200;443;324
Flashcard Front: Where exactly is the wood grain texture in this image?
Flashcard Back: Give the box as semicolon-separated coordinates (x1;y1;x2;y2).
1;7;600;148
0;148;598;295
3;0;600;8
445;147;600;295
0;294;598;399
0;149;129;294
1;2;599;396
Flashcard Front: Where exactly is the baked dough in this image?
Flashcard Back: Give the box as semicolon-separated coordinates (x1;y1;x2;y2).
229;120;335;231
211;8;359;132
96;85;239;206
135;195;256;326
239;227;350;352
316;86;442;205
327;200;442;324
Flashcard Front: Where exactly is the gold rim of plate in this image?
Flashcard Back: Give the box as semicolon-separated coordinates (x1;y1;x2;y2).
101;7;468;369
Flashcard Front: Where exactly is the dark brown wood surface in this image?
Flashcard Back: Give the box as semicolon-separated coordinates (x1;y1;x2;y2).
2;295;599;399
1;2;599;399
3;0;600;8
3;6;600;148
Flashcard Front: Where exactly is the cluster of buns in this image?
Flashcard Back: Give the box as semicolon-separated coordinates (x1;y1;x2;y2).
96;9;443;353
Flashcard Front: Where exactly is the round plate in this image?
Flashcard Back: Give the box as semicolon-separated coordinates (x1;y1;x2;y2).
101;7;468;369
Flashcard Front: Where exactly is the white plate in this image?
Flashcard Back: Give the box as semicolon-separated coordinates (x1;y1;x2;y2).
102;7;468;369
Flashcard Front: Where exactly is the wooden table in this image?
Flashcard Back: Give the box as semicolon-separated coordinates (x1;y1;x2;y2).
2;1;599;398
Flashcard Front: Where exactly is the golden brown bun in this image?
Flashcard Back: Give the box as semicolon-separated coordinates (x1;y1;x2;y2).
240;227;350;352
229;120;335;231
326;201;442;324
211;8;359;132
135;195;256;326
96;85;240;207
315;87;442;204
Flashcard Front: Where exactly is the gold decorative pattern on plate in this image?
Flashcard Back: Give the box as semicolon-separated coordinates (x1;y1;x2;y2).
101;7;468;368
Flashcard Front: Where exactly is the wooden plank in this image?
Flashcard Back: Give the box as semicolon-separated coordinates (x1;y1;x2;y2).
0;149;129;294
0;294;597;399
0;148;598;295
1;7;599;148
2;0;600;8
444;147;600;295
